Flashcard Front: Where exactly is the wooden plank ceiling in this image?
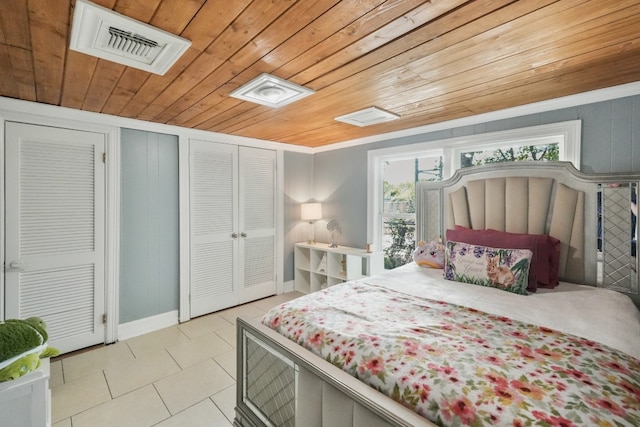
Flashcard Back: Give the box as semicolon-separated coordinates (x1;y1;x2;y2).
1;0;639;148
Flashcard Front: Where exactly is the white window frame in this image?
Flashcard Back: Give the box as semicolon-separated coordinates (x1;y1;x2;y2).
367;120;581;252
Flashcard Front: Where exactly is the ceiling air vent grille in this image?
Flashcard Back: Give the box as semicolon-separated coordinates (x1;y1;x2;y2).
70;0;191;75
107;27;159;57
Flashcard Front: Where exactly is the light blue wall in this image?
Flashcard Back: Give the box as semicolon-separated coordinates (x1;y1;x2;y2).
283;151;314;282
309;95;640;255
120;128;180;323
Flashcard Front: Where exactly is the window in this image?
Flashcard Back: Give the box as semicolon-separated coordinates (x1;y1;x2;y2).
367;121;581;269
381;155;443;268
459;139;559;168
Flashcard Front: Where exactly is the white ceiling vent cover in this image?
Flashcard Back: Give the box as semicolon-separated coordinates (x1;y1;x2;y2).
230;73;315;108
335;107;400;127
70;0;191;75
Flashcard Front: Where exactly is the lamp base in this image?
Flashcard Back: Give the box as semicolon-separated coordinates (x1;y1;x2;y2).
308;221;316;245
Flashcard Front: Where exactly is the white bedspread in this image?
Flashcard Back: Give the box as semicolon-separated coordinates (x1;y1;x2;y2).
361;262;640;359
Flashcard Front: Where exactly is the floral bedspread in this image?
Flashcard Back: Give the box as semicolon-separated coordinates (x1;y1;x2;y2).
262;281;640;426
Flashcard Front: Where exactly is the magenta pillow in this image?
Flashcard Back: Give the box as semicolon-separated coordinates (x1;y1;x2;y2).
446;226;560;291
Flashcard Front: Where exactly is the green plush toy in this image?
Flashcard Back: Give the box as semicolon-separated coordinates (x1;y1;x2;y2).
0;317;60;382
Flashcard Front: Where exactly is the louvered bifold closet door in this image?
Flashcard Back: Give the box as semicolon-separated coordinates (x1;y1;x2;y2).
190;140;238;317
4;122;106;354
238;147;276;304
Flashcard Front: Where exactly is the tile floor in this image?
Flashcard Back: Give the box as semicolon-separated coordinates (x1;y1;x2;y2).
50;292;302;427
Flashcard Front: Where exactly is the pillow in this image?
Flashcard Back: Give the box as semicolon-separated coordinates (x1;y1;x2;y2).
545;236;561;288
412;240;445;269
486;229;561;290
446;226;560;291
444;241;532;295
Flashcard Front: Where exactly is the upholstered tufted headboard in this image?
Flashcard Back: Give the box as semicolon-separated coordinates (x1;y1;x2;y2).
446;177;584;283
417;162;640;291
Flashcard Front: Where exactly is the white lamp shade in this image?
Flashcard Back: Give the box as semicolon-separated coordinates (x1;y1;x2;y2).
301;203;322;221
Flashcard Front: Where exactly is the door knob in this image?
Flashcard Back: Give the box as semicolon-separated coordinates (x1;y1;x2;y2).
231;233;238;238
241;232;248;238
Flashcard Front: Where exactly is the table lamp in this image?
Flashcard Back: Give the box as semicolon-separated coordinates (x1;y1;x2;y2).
301;202;322;244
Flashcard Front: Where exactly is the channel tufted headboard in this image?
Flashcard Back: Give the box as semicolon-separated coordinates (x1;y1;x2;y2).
446;176;584;283
417;161;640;293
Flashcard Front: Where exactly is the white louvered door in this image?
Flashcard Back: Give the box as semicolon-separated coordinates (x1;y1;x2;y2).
238;147;276;304
4;122;105;354
190;141;239;317
189;141;276;317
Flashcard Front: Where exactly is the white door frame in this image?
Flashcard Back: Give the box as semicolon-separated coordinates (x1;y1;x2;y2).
179;136;190;323
178;137;284;323
0;112;120;344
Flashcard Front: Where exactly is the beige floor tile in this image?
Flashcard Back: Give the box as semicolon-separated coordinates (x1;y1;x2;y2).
50;359;64;387
154;359;234;415
217;303;266;325
250;292;303;311
154;398;232;427
167;331;233;369
46;296;313;426
125;325;190;358
104;350;181;397
178;313;232;339
52;418;72;427
213;349;237;380
215;324;237;348
51;371;111;423
211;384;236;423
62;341;134;382
71;384;169;427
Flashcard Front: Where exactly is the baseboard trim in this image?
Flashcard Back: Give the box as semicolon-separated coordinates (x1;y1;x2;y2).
283;279;294;294
118;310;179;341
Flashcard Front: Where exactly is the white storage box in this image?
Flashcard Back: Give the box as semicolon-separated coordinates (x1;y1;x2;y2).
0;358;51;427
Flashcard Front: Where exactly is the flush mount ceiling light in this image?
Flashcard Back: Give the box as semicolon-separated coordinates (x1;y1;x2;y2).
70;0;191;75
335;107;400;127
230;73;315;108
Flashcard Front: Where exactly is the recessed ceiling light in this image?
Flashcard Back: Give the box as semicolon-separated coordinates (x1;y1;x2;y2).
335;107;400;127
230;73;315;108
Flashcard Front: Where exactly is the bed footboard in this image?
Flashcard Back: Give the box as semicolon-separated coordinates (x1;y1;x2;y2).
235;317;433;427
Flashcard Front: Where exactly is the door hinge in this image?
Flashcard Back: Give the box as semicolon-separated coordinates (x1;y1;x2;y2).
102;152;107;163
102;313;107;324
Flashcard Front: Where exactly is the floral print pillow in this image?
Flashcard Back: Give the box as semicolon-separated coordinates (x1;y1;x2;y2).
444;240;532;295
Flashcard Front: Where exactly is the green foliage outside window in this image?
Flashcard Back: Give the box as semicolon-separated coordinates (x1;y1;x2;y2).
383;181;416;213
461;144;559;168
383;218;415;269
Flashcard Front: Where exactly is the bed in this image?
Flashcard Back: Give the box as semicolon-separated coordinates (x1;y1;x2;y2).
235;161;640;427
